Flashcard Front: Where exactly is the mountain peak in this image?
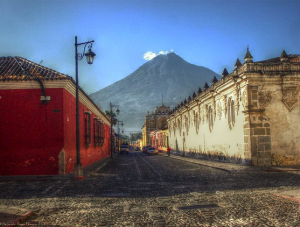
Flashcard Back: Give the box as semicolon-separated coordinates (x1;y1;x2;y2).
90;54;220;132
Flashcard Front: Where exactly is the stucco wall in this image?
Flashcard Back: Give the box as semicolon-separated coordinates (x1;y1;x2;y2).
169;87;246;164
251;77;300;166
0;88;64;175
62;90;111;174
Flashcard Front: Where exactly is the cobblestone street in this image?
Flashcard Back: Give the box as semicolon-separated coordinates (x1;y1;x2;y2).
1;151;300;226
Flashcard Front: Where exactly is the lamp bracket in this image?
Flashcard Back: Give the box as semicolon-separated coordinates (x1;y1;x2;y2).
76;40;94;60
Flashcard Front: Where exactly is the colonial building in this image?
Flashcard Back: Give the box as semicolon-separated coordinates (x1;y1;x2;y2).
0;56;111;175
141;104;170;147
149;123;169;152
168;50;300;166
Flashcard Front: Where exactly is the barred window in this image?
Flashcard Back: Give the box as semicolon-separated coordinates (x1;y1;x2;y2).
84;112;91;146
94;118;99;146
100;122;104;146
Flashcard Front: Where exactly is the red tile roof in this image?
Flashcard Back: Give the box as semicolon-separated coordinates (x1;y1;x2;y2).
0;56;72;81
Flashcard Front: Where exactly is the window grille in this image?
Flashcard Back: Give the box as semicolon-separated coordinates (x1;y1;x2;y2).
94;118;98;146
85;112;91;146
100;122;104;146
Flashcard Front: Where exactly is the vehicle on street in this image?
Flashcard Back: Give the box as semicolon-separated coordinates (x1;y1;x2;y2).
146;147;158;155
142;145;152;154
120;145;130;154
135;147;140;151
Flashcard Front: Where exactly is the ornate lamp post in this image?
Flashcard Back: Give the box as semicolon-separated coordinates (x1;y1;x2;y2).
74;36;96;179
110;103;120;159
116;120;124;152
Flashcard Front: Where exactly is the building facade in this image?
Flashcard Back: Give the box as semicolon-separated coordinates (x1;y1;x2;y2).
168;50;300;166
141;104;170;147
0;57;111;175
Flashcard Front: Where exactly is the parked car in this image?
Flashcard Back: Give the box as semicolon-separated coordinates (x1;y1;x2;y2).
142;145;152;154
120;145;130;154
146;147;158;155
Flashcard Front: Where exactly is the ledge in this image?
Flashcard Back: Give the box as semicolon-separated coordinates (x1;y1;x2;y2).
242;108;265;114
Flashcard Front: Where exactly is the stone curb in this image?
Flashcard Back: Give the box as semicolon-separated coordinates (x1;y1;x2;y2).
0;155;112;181
158;153;300;173
0;206;34;227
160;154;234;173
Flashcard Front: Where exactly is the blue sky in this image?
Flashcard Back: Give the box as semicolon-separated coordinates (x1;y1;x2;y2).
1;0;299;94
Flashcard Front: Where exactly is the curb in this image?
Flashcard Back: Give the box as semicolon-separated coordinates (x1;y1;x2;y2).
0;156;112;181
0;206;34;227
6;211;34;227
165;155;232;173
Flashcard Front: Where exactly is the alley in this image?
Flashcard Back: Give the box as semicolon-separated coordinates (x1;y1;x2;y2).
1;152;300;226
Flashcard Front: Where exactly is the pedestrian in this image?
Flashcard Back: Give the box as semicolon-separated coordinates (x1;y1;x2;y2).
167;147;171;156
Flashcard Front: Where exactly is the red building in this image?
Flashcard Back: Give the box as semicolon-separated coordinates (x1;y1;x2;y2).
0;56;111;175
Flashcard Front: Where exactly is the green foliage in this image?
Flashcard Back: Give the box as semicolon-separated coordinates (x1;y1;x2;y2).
130;132;142;141
105;110;118;126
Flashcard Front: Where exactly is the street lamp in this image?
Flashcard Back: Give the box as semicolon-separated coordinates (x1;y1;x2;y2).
74;36;96;179
116;120;124;153
110;102;120;159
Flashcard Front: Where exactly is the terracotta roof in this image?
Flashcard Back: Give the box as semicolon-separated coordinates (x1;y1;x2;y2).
0;56;72;81
0;56;110;123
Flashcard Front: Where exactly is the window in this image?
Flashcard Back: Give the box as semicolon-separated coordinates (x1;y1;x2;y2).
94;118;99;146
100;121;104;146
208;106;213;132
84;112;91;146
228;98;235;129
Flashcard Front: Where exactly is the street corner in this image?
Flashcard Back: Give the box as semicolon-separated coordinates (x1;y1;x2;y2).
0;205;34;227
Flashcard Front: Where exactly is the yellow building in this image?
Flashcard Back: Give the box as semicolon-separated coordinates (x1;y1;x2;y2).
141;104;170;147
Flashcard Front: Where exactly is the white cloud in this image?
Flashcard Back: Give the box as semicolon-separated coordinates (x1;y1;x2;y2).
143;52;157;61
158;50;169;55
143;49;175;61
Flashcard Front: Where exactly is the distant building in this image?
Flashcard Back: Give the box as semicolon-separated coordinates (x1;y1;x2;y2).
141;104;170;147
0;57;111;175
168;50;300;166
150;122;169;152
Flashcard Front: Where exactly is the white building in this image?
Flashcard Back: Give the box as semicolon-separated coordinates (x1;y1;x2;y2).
168;50;300;166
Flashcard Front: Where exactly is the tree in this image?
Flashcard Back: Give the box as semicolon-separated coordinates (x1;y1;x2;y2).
130;132;142;141
105;110;118;126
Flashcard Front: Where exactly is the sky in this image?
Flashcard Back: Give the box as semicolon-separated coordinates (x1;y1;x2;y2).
1;0;300;94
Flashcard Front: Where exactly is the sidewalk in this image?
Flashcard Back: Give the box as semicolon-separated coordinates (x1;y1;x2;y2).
0;155;113;181
0;156;114;226
159;152;300;173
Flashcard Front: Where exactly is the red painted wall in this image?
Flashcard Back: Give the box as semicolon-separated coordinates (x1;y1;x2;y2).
62;90;111;174
0;88;64;175
0;87;111;176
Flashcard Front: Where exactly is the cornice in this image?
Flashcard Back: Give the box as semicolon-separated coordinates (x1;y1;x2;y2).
0;80;110;125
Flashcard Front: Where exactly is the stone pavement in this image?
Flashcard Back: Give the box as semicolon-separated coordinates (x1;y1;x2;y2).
0;154;300;226
0;156;112;226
